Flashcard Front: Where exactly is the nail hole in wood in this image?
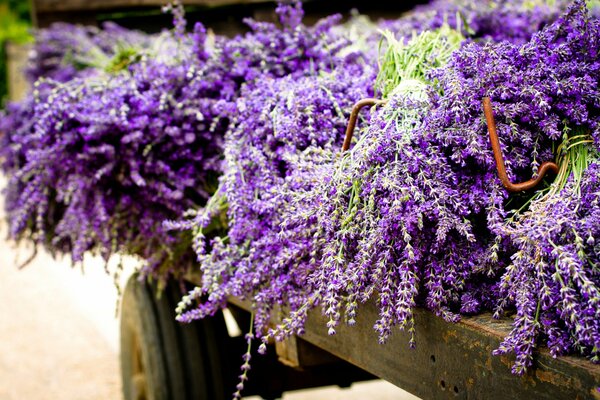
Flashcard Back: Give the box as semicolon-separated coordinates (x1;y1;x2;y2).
430;355;436;363
440;380;446;389
454;386;459;394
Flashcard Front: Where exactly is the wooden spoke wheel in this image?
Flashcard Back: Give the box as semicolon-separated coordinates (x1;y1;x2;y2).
120;275;235;400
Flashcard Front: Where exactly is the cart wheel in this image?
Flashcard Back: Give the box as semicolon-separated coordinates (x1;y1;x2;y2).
120;275;234;400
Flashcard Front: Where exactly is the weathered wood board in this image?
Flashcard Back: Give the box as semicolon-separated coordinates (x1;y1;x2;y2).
5;42;30;102
33;0;270;12
31;0;277;28
30;0;421;31
228;295;600;400
300;303;600;400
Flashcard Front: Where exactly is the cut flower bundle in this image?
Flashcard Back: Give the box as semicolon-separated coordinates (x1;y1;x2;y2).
0;2;360;282
177;0;600;376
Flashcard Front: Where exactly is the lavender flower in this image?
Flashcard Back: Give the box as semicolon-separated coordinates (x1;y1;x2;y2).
25;22;156;83
175;62;377;328
2;1;375;285
3;0;599;384
382;0;573;44
179;0;600;376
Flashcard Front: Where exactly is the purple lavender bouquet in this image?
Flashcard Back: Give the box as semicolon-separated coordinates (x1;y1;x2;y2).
170;38;377;399
25;21;157;84
2;0;598;386
427;0;600;371
173;61;377;325
0;2;376;283
176;0;600;379
382;0;573;44
282;0;600;373
2;56;225;279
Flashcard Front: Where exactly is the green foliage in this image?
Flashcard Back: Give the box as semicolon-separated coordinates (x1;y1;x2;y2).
1;1;32;107
105;47;143;73
5;0;31;21
588;0;600;11
375;24;464;99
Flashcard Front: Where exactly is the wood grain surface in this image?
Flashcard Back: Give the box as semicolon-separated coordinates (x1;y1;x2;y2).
33;0;271;12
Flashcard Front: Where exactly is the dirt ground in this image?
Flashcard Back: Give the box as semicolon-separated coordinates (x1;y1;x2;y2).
0;241;122;399
0;178;418;400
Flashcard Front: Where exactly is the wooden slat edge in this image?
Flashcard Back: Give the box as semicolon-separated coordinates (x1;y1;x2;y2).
33;0;272;13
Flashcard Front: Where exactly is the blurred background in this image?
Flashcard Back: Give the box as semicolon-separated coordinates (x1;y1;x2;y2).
0;0;32;107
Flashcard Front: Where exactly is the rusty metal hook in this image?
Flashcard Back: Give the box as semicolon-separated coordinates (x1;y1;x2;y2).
342;98;387;152
483;97;559;193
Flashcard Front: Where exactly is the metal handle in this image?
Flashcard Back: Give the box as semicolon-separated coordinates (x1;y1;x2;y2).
483;97;558;193
342;98;386;152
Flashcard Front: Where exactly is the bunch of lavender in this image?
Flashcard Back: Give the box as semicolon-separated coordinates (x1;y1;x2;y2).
382;0;572;45
2;12;210;279
2;56;226;279
174;61;377;329
25;21;157;83
252;25;471;350
429;0;600;372
494;141;600;373
171;62;377;399
425;0;600;248
1;2;374;282
260;0;600;374
170;0;384;323
339;0;567;70
208;1;359;90
367;0;598;367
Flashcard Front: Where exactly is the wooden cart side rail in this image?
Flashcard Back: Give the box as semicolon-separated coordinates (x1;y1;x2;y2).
226;294;600;400
30;0;422;32
33;0;271;13
31;0;279;29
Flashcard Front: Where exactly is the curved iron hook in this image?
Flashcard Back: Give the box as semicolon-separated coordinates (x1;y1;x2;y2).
342;98;387;152
483;97;559;193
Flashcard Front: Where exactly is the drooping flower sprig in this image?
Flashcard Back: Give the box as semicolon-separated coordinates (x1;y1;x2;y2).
426;4;600;373
252;24;471;348
494;145;600;374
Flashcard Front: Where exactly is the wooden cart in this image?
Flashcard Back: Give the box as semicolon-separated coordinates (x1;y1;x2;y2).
22;1;600;399
119;274;600;400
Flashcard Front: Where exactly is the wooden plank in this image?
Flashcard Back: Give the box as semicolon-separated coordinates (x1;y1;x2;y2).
31;0;278;28
300;303;600;400
5;42;31;102
31;0;418;29
221;284;600;399
275;333;343;369
33;0;272;13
